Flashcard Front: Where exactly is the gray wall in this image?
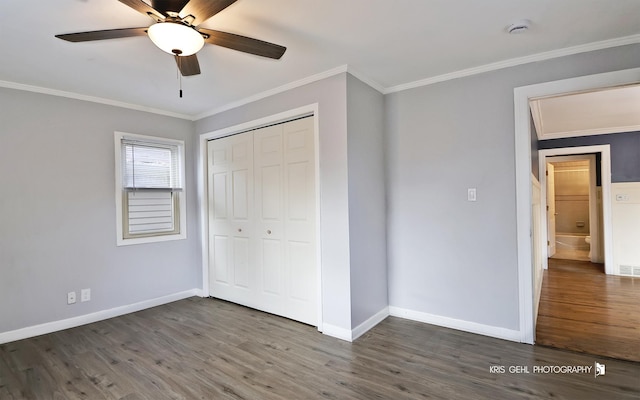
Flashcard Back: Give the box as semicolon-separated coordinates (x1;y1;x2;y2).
385;43;640;331
0;88;201;333
196;73;354;332
346;74;388;327
539;131;640;183
3;41;639;341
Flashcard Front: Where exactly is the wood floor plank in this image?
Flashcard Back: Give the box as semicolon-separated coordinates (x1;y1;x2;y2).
536;258;640;362
1;297;639;399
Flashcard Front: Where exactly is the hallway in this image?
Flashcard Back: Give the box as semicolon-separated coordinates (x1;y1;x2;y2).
536;258;640;362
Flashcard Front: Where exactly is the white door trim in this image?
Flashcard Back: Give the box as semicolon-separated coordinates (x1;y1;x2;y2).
545;162;557;258
539;149;612;273
514;67;640;344
197;104;323;330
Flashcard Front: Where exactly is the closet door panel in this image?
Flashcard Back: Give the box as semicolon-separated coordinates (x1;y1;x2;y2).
254;125;285;306
211;173;228;218
283;117;317;325
233;236;251;289
208;134;255;304
261;239;282;295
212;235;229;283
260;165;281;219
288;240;314;300
231;169;249;219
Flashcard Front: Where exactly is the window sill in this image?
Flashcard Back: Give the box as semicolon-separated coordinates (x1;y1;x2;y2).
116;232;187;246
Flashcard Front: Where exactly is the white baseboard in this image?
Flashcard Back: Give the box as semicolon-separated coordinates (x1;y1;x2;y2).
321;323;353;342
389;306;521;343
0;289;202;345
322;306;390;342
352;306;389;341
322;306;520;344
2;293;521;346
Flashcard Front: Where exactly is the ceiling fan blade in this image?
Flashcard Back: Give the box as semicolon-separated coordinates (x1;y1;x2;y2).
118;0;165;20
151;0;190;15
179;0;237;25
200;29;286;59
175;54;201;76
55;27;148;42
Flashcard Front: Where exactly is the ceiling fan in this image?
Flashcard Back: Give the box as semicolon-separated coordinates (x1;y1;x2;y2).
55;0;286;77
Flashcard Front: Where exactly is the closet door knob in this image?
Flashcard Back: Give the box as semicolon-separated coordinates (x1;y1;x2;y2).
267;230;272;235
238;228;242;232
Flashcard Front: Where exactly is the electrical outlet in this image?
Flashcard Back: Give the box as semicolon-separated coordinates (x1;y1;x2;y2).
81;288;91;302
67;291;76;305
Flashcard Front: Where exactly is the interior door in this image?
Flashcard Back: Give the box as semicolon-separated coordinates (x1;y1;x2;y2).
547;163;556;257
207;133;255;306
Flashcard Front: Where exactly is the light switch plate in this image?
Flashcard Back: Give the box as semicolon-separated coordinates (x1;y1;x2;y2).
468;188;477;202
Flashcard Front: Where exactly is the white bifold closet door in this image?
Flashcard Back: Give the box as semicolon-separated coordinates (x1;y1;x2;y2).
207;116;317;325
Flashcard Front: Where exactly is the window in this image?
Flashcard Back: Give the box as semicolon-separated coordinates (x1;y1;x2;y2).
114;132;186;245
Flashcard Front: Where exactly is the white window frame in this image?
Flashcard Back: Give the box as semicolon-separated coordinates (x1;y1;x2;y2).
114;131;187;246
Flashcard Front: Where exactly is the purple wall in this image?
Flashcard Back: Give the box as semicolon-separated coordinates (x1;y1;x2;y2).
538;131;640;183
530;116;539;180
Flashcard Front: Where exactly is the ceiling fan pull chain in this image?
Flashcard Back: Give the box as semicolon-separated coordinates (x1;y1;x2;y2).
176;55;183;98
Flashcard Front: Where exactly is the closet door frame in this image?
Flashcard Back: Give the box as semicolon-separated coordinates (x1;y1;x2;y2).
198;104;322;330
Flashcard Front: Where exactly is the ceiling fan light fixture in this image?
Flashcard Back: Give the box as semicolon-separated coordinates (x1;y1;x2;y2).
148;22;204;56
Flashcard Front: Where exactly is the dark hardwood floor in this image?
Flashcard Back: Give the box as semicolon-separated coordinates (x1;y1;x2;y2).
536;258;640;362
1;297;639;399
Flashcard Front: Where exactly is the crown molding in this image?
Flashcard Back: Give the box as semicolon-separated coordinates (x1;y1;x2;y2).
346;66;386;93
194;65;351;120
3;34;638;121
0;80;193;120
384;34;640;94
195;64;388;120
199;34;640;118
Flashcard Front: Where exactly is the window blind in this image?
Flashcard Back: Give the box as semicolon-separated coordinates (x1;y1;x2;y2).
122;139;182;190
127;191;175;234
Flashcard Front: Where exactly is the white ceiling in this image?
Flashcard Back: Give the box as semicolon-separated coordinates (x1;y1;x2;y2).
1;0;639;119
530;84;640;140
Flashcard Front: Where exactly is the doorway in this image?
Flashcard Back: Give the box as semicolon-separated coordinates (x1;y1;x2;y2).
538;146;612;273
514;67;640;344
545;155;599;263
